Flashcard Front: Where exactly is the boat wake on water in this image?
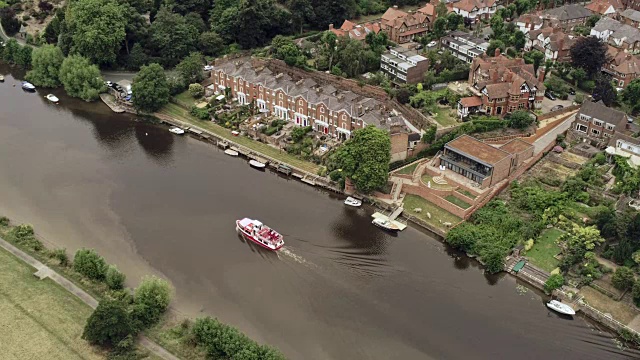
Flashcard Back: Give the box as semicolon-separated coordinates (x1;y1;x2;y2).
277;247;317;269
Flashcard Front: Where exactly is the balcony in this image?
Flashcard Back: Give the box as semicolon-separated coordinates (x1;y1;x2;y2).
440;153;491;178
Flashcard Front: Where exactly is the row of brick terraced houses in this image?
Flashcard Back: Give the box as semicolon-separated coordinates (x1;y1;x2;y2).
210;58;401;141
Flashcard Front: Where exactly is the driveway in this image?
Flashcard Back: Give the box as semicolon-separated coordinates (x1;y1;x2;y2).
540;96;574;113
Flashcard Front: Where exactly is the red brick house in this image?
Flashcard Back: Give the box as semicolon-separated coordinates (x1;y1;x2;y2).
571;100;633;147
380;5;437;44
328;20;382;42
603;50;640;89
467;50;545;117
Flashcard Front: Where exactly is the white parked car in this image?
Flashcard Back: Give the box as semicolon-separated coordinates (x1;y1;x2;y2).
203;65;214;71
427;41;437;48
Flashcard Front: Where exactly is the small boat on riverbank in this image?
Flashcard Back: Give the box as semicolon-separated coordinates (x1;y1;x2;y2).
21;81;35;91
169;127;185;135
344;196;362;207
0;75;4;82
249;159;266;169
236;218;284;250
546;300;576;315
45;94;59;103
224;149;239;156
372;218;400;231
231;130;240;136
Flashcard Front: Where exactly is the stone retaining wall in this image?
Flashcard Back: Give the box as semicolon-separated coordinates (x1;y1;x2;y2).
402;183;473;219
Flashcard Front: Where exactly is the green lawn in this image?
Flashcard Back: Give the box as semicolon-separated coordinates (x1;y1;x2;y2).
0;247;104;360
456;189;477;199
173;91;197;108
526;228;563;272
397;162;419;175
445;195;471;209
158;103;321;174
433;108;459;127
403;194;462;231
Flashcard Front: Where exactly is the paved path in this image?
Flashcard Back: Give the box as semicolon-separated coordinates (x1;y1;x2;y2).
532;113;576;154
0;236;180;360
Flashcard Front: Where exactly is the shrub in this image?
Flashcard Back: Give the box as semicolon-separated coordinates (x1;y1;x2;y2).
189;105;209;120
49;248;69;266
133;276;172;326
574;94;584;104
105;265;126;290
544;273;565;293
188;83;204;98
524;239;534;251
593;152;606;165
10;224;35;241
632;281;640;306
612;266;635;291
82;300;133;347
73;248;107;281
0;216;9;226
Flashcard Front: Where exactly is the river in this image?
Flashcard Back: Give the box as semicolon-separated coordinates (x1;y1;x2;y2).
1;66;638;359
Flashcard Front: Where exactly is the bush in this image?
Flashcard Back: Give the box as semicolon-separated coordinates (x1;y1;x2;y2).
82;300;133;347
544;273;565;293
133;276;172;327
593;152;606;165
189;105;209;120
10;223;35;241
632;281;640;306
105;265;126;290
612;266;635;291
73;248;107;281
188;83;204;98
574;94;584;104
49;248;69;266
0;216;8;226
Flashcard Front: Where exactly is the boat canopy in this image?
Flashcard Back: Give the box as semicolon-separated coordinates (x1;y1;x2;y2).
238;218;253;227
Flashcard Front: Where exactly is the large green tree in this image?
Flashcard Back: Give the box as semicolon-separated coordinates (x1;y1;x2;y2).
328;126;391;193
621;78;640;113
149;7;198;67
26;45;65;87
592;74;617;107
59;55;105;102
65;0;127;66
83;300;133;347
287;0;314;34
612;266;635;291
198;31;225;56
175;52;204;84
132;63;170;113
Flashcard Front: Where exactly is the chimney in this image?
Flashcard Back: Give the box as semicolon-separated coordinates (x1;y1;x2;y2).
329;24;334;30
494;47;501;57
538;68;546;83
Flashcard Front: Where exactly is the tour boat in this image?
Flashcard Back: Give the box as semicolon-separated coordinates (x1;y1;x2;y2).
21;81;35;91
169;127;185;135
372;218;400;231
236;218;284;251
249;159;266;169
224;149;239;156
546;300;576;315
45;94;59;103
344;196;362;207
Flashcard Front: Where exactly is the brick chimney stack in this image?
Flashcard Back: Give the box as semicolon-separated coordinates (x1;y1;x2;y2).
538;68;546;83
495;47;501;57
329;24;334;30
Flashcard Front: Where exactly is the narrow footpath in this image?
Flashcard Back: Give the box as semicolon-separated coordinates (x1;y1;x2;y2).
0;236;180;360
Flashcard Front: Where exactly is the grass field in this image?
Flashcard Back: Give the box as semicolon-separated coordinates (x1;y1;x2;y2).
404;194;462;230
0;247;104;360
433;108;459;127
158;103;321;174
456;189;477;199
445;195;471;209
526;228;563;272
580;286;638;324
396;162;419;175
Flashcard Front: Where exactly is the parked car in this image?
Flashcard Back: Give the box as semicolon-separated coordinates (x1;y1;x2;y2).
551;105;564;111
568;88;576;95
203;65;213;71
104;81;113;88
427;41;438;48
545;91;556;100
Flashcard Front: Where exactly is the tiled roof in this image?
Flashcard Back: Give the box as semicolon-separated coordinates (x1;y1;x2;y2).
621;8;640;22
585;0;620;15
446;134;512;165
578;100;628;128
613;55;640;75
418;3;436;16
592;16;623;32
500;138;534;154
484;83;511;99
542;4;592;21
453;0;497;12
460;96;483;107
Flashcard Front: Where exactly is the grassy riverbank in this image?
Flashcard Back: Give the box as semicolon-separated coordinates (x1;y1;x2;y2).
0;246;104;359
158;103;321;174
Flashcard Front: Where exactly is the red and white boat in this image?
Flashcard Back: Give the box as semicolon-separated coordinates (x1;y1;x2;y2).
236;218;284;250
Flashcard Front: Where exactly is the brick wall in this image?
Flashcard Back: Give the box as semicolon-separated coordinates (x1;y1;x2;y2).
402;183;473;219
391;132;409;162
536;104;580;121
393;101;438;130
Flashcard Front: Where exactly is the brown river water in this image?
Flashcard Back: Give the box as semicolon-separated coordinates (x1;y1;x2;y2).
1;65;638;359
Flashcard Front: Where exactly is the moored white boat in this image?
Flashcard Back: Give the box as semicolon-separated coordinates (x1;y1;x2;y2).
45;94;59;103
224;149;239;156
231;130;240;136
249;159;266;168
372;217;400;231
169;127;185;135
344;196;362;207
546;300;576;315
21;81;35;91
236;218;284;250
0;75;4;82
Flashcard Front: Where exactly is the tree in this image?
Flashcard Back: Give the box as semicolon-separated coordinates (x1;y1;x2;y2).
446;13;463;31
149;7;198;67
570;36;608;77
422;125;437;144
570;67;587;86
189;83;204;98
198;31;225;56
310;0;357;28
59;56;105;102
82;300;133;347
287;0;314;34
432;17;447;39
132;63;170;113
524;50;545;73
175;52;204;84
490;15;505;40
133;276;173;326
328;126;391;193
621;78;640;113
513;30;526;51
0;7;20;36
508;111;535;129
486;40;506;57
319;31;338;70
26;45;65;87
592;74;617;107
65;0;126;66
126;43;149;71
105;265;126;290
633;281;640;306
396;88;411;104
544;274;565;293
559;224;605;267
435;0;448;17
612;266;635;291
587;15;601;28
73;248;107;281
14;46;32;69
